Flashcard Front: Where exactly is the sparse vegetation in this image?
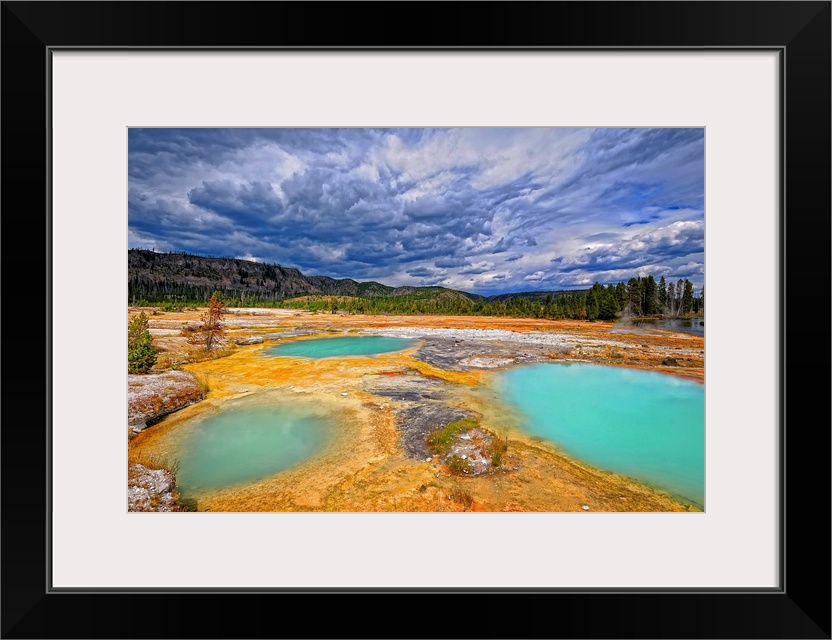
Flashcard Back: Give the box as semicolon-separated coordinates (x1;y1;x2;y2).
193;373;211;396
488;431;509;467
155;354;185;371
426;417;478;454
185;347;236;364
448;482;473;508
448;455;472;475
130;450;181;475
179;323;198;337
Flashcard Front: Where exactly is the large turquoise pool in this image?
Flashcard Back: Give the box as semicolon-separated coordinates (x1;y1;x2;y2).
495;363;704;507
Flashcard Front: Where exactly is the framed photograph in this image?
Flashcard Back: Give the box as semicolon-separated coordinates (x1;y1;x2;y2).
3;2;829;638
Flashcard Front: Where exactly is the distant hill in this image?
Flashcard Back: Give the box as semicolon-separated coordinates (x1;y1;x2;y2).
485;290;576;304
127;250;488;304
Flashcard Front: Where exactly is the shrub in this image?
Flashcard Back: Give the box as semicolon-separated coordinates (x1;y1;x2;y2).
128;311;158;373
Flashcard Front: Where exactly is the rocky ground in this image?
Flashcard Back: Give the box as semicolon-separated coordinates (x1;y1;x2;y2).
363;372;475;459
127;463;186;512
362;326;703;378
127;306;704;512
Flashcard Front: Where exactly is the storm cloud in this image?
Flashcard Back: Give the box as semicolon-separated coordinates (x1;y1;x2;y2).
128;127;704;294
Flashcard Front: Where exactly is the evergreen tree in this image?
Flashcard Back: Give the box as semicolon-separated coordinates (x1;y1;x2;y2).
615;282;627;310
599;284;620;320
682;279;694;315
627;278;642;316
585;284;601;321
128;311;158;374
658;276;668;310
643;275;658;315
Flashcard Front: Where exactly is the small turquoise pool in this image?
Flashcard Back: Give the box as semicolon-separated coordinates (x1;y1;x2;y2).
175;400;332;492
265;335;417;358
495;363;704;507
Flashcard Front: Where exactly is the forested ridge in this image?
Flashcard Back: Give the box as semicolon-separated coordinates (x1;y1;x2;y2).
128;249;703;320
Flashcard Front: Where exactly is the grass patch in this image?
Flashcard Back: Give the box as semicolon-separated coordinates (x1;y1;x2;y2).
155;354;184;371
186;347;236;363
130;451;181;475
193;373;211;396
488;430;509;467
448;482;473;509
426;417;478;454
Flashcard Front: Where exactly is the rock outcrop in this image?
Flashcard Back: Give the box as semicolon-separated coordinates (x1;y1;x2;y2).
127;463;185;512
444;427;500;476
128;370;205;435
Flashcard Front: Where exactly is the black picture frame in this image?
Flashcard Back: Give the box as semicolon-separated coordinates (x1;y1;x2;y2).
2;2;829;638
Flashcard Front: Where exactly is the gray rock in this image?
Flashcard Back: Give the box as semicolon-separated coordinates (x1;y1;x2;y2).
444;427;497;476
395;404;473;459
127;464;182;512
366;374;445;402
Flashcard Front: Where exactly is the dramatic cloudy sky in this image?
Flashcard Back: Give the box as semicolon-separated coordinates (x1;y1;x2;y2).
128;128;704;295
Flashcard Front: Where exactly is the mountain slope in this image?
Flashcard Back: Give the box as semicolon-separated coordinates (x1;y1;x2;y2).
127;249;581;305
127;250;479;303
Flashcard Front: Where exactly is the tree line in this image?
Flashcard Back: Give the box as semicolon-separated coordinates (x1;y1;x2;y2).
131;274;702;321
582;275;702;321
280;274;702;321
